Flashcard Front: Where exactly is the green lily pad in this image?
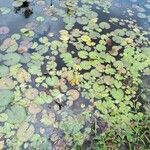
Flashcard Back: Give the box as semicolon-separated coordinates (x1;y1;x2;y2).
17;122;35;142
36;16;45;22
78;50;88;59
96;44;106;51
111;88;124;100
7;105;27;124
0;90;13;107
99;22;110;29
20;28;34;37
46;76;59;87
137;13;147;18
0;7;11;15
3;53;21;66
80;61;91;70
0;65;9;77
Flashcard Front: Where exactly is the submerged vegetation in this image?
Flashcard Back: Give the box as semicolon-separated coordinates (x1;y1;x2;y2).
0;0;150;149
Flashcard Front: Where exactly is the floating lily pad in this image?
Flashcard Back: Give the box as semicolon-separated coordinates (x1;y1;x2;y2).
111;88;124;100
0;7;11;14
0;26;10;35
0;65;9;77
25;88;38;100
0;77;15;90
80;61;91;70
7;105;27;124
0;90;13;107
99;22;110;29
66;89;80;101
17;122;35;142
36;16;45;22
78;50;88;59
3;53;21;66
137;13;147;18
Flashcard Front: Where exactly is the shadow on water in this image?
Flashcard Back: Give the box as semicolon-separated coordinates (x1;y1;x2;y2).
14;1;33;18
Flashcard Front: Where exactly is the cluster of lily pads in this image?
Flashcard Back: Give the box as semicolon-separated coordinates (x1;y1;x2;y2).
0;0;150;149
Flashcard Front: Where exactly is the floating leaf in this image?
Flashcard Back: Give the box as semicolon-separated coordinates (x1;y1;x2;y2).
28;103;42;115
81;35;95;46
25;88;38;100
0;90;13;107
0;77;15;90
96;44;106;51
66;89;80;101
0;65;9;77
137;13;147;18
46;76;59;87
16;68;31;83
17;122;35;142
3;53;21;66
41;111;56;126
0;38;18;52
12;1;23;7
80;61;91;70
0;7;11;14
111;88;124;100
0;26;10;35
99;22;110;29
7;105;27;124
20;28;35;37
36;16;45;22
78;50;88;59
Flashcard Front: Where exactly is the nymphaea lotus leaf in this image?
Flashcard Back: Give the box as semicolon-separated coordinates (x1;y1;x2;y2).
81;35;95;46
20;28;35;37
96;44;106;52
3;53;21;66
99;22;110;29
0;26;10;35
66;89;80;101
6;105;27;124
46;76;59;87
39;36;49;44
12;0;23;7
0;90;13;107
25;88;38;100
16;68;31;83
0;65;9;77
111;88;124;100
36;16;45;22
0;7;11;15
0;77;15;90
41;110;56;126
18;40;32;53
137;12;147;18
78;50;88;59
0;38;18;52
80;61;91;70
28;103;42;115
17;122;35;142
59;30;70;42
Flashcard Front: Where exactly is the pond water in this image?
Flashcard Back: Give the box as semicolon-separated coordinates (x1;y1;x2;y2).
0;0;150;149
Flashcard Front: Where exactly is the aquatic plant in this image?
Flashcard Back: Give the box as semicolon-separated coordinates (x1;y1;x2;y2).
0;0;150;149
